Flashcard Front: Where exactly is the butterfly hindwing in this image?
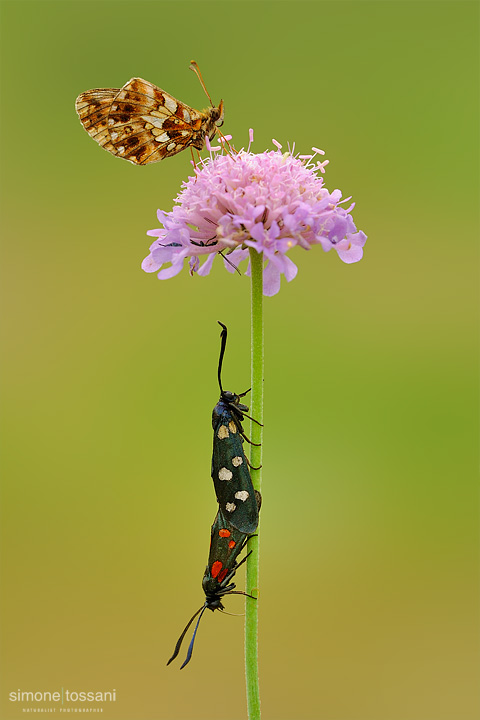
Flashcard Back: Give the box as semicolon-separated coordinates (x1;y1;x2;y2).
75;88;119;153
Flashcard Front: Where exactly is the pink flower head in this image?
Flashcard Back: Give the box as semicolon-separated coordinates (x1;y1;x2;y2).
142;133;367;296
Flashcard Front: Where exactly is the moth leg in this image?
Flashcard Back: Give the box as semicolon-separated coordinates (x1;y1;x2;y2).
239;429;261;447
227;590;257;600
246;456;262;471
242;411;263;427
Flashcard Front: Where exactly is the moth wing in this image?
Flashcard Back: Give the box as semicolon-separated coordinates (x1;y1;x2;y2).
211;422;258;535
210;508;250;563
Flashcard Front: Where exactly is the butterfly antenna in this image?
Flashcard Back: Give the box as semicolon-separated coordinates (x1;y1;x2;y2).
167;604;204;666
217;321;228;396
180;605;208;669
189;61;214;106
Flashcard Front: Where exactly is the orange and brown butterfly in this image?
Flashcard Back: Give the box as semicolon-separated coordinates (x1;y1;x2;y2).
75;62;224;165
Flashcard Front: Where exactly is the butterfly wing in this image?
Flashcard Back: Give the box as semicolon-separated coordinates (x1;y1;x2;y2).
76;77;207;165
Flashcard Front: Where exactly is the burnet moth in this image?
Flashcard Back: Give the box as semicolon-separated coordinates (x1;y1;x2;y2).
211;322;262;534
167;501;261;669
167;322;262;668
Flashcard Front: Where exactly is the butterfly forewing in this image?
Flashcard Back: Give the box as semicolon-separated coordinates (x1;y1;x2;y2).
75;76;223;165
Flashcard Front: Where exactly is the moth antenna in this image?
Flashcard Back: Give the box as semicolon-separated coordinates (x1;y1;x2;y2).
189;60;214;106
219;609;245;617
167;604;204;666
217;321;228;396
180;605;208;669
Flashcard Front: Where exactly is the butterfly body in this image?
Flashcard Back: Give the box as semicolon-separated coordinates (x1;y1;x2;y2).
75;76;224;165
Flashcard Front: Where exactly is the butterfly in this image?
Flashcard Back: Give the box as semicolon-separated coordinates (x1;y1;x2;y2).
75;62;224;165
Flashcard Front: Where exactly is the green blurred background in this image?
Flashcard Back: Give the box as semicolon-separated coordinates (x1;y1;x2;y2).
0;1;478;719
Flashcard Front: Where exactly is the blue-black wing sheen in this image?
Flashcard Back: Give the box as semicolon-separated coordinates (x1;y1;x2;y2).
211;396;259;534
202;507;252;600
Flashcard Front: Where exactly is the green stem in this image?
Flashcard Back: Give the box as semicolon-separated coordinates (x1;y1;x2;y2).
245;248;264;720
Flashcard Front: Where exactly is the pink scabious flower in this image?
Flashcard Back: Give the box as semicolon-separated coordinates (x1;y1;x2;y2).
142;132;367;296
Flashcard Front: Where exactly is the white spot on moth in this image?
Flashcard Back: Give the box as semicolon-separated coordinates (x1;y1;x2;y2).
217;425;229;440
232;456;243;467
118;146;125;154
225;502;236;513
218;467;233;482
167;142;176;151
228;421;237;434
235;491;249;502
183;108;191;123
108;118;115;127
110;131;118;140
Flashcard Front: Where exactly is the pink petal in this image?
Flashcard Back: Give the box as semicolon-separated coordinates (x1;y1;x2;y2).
282;254;298;282
157;252;188;279
141;254;162;273
198;253;216;276
262;260;281;296
337;244;364;263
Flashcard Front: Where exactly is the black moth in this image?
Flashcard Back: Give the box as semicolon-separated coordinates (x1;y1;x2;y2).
167;501;260;669
211;322;261;534
167;322;262;668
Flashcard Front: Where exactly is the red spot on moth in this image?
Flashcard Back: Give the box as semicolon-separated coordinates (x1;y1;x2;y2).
228;540;236;549
217;568;229;583
211;561;223;578
219;528;231;538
